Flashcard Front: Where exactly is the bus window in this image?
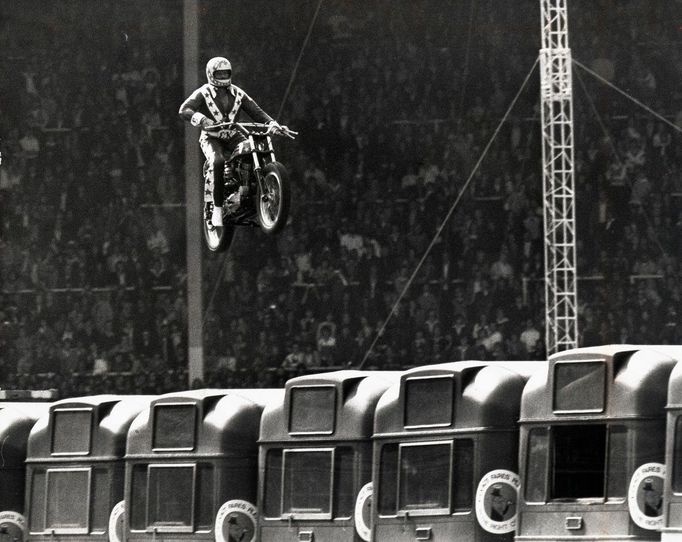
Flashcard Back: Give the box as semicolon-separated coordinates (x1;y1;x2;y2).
153;404;196;450
264;449;283;518
46;468;89;532
525;427;549;503
553;362;605;412
195;464;214;530
453;439;474;512
405;377;454;427
376;440;470;516
378;444;398;516
130;464;147;530
52;409;91;455
30;470;46;532
398;442;451;514
551;424;606;499
606;426;628;499
289;387;336;434
334;447;355;518
148;464;194;528
130;462;214;532
283;449;333;517
674;416;682;493
266;447;354;519
91;468;111;531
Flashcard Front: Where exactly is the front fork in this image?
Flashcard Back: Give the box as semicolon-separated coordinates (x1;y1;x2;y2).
252;134;276;197
250;135;265;196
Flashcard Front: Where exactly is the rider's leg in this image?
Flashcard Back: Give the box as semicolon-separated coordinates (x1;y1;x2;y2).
199;133;226;226
199;133;226;206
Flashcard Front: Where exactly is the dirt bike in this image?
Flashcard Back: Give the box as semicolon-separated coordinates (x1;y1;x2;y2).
202;121;297;252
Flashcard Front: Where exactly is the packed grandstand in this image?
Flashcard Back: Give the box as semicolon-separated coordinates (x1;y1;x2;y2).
0;0;680;396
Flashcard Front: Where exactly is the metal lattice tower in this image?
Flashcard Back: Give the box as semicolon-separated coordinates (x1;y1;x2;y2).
540;0;578;355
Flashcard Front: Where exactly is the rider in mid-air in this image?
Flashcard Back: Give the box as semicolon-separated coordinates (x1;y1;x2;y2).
179;56;283;227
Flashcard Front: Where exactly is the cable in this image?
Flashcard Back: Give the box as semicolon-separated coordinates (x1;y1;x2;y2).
357;56;540;369
276;0;324;120
573;58;682;136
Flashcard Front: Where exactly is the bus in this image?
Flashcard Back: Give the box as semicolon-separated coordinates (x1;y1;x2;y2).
661;347;682;542
258;370;400;542
0;403;51;542
516;345;678;542
372;361;541;542
25;395;153;542
122;388;283;542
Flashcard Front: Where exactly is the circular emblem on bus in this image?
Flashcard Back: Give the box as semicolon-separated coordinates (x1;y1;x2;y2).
108;501;125;542
628;462;665;530
0;511;26;542
475;469;520;534
215;500;257;542
354;482;373;542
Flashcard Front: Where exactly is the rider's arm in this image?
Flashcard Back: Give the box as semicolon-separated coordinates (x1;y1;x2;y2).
240;93;275;125
178;89;212;127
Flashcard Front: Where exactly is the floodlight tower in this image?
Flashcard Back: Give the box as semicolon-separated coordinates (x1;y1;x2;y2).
539;0;578;354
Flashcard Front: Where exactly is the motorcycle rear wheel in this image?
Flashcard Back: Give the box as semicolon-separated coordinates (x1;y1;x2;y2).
203;205;235;252
257;161;290;235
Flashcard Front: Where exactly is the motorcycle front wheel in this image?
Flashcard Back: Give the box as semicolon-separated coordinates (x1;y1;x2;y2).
257;161;290;235
203;205;235;252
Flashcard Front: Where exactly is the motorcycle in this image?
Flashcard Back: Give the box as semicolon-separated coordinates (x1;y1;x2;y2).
202;121;297;252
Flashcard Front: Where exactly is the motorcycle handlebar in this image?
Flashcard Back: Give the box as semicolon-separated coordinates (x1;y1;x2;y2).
205;121;298;139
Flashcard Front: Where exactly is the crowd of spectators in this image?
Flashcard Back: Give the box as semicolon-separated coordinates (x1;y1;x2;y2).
0;1;188;394
1;0;681;396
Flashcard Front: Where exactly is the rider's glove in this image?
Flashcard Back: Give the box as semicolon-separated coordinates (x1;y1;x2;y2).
190;112;210;128
200;117;216;130
267;119;282;133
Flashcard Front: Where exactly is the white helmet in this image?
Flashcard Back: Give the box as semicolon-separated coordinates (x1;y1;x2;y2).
206;57;232;87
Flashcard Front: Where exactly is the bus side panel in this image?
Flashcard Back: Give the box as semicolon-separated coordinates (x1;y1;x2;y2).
519;507;631;537
374;515;477;542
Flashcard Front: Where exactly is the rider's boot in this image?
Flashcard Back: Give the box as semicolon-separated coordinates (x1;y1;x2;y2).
211;204;223;227
225;190;241;212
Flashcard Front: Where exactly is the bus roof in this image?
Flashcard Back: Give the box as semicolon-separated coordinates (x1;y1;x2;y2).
0;404;49;466
27;395;154;460
127;388;284;456
0;402;52;417
520;345;678;421
658;347;682;409
259;370;402;442
374;361;543;436
402;360;543;379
